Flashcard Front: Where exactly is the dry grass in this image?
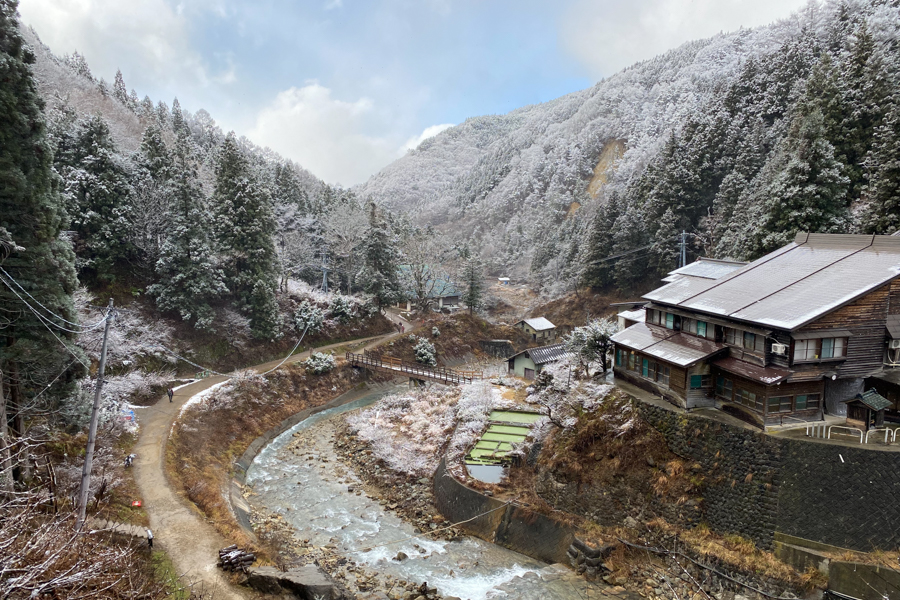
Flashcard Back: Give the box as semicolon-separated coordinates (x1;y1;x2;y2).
373;312;533;365
649;519;820;589
167;363;373;550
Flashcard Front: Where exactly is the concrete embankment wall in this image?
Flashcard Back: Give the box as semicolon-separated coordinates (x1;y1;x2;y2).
432;458;575;565
635;402;900;553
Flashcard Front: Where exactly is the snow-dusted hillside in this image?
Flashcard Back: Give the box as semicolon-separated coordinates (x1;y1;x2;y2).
355;0;900;295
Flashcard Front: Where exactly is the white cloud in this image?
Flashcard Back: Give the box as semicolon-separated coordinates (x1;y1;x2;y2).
17;0;216;87
403;123;454;152
249;83;408;187
323;0;343;10
560;0;812;77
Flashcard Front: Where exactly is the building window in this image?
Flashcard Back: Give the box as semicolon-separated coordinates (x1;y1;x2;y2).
615;349;622;367
795;394;821;411
737;388;763;411
683;318;695;334
648;361;658;380
697;321;707;338
793;338;848;362
725;328;740;345
627;352;635;371
658;365;670;386
715;376;733;400
768;396;792;413
741;332;765;352
642;358;649;378
665;313;674;329
690;374;711;389
647;309;661;325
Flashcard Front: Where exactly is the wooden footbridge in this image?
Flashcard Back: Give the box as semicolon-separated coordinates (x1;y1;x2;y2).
345;351;482;385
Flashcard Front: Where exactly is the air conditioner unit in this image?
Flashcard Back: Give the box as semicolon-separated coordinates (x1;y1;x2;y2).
890;339;900;350
771;343;787;356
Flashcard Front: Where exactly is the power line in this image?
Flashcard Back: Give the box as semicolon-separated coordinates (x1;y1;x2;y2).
12;293;93;370
0;272;108;334
0;266;107;329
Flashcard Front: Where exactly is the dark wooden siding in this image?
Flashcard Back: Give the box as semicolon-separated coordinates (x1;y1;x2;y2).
794;283;890;378
888;279;900;315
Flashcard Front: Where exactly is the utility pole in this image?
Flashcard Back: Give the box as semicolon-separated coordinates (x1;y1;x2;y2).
680;230;687;268
76;298;114;530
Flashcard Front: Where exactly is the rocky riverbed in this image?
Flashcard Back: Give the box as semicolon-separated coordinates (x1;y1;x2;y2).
244;389;624;600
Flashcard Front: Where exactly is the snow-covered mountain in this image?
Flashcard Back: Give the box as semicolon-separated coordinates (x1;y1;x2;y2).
355;0;900;294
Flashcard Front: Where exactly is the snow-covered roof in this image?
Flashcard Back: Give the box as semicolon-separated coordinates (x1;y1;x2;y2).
643;233;900;331
662;257;746;282
611;322;727;368
517;317;556;331
617;308;645;323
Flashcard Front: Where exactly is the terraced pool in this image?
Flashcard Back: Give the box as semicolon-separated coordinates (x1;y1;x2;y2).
465;409;544;467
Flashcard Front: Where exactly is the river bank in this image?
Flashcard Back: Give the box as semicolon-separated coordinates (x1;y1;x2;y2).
243;391;624;600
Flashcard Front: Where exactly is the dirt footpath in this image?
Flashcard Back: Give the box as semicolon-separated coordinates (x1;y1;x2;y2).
132;333;393;599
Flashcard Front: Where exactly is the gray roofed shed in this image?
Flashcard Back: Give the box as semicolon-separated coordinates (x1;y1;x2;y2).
507;343;570;366
644;233;900;331
517;317;556;331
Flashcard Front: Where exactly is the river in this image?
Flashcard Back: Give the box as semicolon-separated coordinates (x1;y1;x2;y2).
245;386;612;600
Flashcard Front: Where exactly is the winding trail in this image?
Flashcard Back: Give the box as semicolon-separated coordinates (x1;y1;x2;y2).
131;324;405;599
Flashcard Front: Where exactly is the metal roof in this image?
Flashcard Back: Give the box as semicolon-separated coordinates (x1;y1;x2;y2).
712;357;791;385
611;322;727;367
666;258;747;281
508;343;569;365
888;315;900;339
617;308;646;323
518;317;556;331
843;389;892;411
644;234;900;331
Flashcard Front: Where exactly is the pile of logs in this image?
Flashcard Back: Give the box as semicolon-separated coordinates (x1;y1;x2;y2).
217;545;255;572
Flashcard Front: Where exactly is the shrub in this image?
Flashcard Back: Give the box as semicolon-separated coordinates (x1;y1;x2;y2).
293;300;325;334
303;352;336;374
413;336;437;367
328;296;356;323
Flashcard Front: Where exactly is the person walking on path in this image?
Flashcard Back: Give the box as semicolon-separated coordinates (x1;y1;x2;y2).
147;529;153;549
167;387;174;403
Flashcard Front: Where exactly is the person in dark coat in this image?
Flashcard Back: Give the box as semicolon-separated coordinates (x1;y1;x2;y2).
167;387;174;403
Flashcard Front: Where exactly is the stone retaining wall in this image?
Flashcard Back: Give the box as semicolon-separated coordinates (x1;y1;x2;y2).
635;401;900;552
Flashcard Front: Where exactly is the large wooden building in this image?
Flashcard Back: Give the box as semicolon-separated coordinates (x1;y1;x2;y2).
612;233;900;428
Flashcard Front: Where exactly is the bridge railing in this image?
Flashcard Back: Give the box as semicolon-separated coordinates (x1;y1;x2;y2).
346;352;482;384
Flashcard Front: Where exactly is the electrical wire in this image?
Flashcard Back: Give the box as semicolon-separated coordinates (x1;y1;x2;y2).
14;296;93;370
258;323;310;376
0;266;107;329
0;272;108;334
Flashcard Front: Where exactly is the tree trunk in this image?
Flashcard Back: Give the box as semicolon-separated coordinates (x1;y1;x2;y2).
7;359;30;482
0;368;13;495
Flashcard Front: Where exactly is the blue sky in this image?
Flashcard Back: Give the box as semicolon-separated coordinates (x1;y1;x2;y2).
18;0;810;186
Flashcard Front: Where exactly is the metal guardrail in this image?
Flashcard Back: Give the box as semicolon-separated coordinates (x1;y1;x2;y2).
828;425;864;444
346;352;482;385
864;427;898;444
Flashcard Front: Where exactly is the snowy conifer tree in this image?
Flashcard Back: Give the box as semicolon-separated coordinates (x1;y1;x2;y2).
112;69;128;105
55;114;134;281
0;0;80;485
212;132;279;338
359;203;402;311
459;247;484;315
148;131;226;330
